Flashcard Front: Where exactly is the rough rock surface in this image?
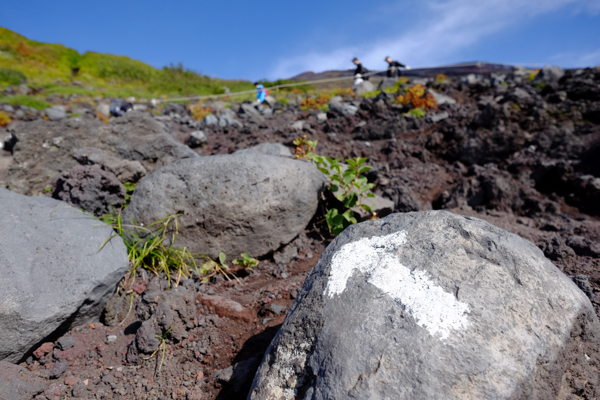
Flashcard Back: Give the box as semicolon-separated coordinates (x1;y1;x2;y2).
233;142;293;158
123;153;326;259
0;188;129;363
1;111;197;195
249;211;600;400
0;361;48;400
51;164;125;216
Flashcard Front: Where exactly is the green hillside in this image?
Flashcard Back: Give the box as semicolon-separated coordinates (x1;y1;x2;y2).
0;27;253;99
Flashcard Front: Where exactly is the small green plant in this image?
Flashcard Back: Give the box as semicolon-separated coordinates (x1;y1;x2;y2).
294;137;378;235
293;135;318;160
98;211;202;287
199;252;231;283
406;107;426;118
123;182;136;207
232;253;259;269
313;156;376;235
143;325;171;375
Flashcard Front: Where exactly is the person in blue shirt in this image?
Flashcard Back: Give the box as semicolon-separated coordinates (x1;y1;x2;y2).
254;82;266;104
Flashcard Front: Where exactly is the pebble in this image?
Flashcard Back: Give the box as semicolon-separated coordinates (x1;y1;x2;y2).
107;335;117;342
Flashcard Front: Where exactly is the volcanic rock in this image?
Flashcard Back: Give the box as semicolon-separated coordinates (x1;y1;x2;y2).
1;111;196;195
249;211;600;400
123;153;326;259
0;188;129;363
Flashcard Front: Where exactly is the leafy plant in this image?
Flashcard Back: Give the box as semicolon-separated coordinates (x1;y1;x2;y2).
123;182;136;207
299;93;331;110
313;156;375;234
395;83;437;110
406;107;426;118
435;74;448;83
232;253;259;269
189;104;213;121
293;135;318;160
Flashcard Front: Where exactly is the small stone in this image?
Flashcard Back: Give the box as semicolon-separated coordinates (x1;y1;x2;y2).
64;375;80;386
57;336;75;351
107;335;117;343
269;304;286;315
50;362;68;379
33;342;54;359
261;318;272;325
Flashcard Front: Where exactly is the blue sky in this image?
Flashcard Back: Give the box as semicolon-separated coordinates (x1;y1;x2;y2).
1;0;599;81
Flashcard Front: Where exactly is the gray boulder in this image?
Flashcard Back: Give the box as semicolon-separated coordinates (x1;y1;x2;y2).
202;114;218;126
0;188;129;363
249;211;600;400
218;113;243;128
534;65;565;83
123;154;326;259
45;105;66;121
233;143;293;158
72;147;147;183
1;111;197;196
377;77;398;91
51;164;125;216
354;80;375;95
329;96;358;116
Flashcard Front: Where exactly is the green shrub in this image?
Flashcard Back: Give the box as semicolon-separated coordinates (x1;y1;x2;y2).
293;136;376;235
0;95;50;109
0;68;26;85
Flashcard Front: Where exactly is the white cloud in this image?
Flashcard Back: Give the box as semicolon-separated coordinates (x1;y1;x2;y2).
270;0;598;78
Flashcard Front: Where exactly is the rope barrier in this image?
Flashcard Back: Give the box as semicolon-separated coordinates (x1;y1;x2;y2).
151;62;514;105
152;69;388;104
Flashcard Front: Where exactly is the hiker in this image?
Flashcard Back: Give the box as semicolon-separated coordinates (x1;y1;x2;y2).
109;98;133;117
254;82;267;104
352;58;369;86
385;56;410;78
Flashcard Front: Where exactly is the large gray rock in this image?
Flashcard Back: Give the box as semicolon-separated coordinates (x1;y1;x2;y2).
234;143;293;158
1;111;197;196
249;211;600;400
354;80;375;95
0;188;129;363
45;105;66;121
328;96;358;116
534;65;565;83
123;154;326;259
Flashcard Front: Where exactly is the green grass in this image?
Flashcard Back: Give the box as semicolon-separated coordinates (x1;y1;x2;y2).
0;67;26;84
0;94;50;109
0;27;253;99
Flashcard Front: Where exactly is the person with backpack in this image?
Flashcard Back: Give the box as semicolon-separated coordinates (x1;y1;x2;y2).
254;82;268;104
385;56;410;78
352;58;369;86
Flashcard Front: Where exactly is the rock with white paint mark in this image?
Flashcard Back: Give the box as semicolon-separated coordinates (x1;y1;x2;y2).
249;211;600;400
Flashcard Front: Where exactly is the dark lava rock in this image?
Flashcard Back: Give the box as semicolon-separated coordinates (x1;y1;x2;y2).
51;164;125;216
1;111;197;196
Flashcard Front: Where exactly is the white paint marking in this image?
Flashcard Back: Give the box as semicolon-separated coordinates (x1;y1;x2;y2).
324;231;470;340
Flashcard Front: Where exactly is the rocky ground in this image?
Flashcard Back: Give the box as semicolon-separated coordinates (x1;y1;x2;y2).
1;65;600;399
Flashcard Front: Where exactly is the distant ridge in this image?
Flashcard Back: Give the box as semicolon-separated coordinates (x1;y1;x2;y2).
289;61;515;82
